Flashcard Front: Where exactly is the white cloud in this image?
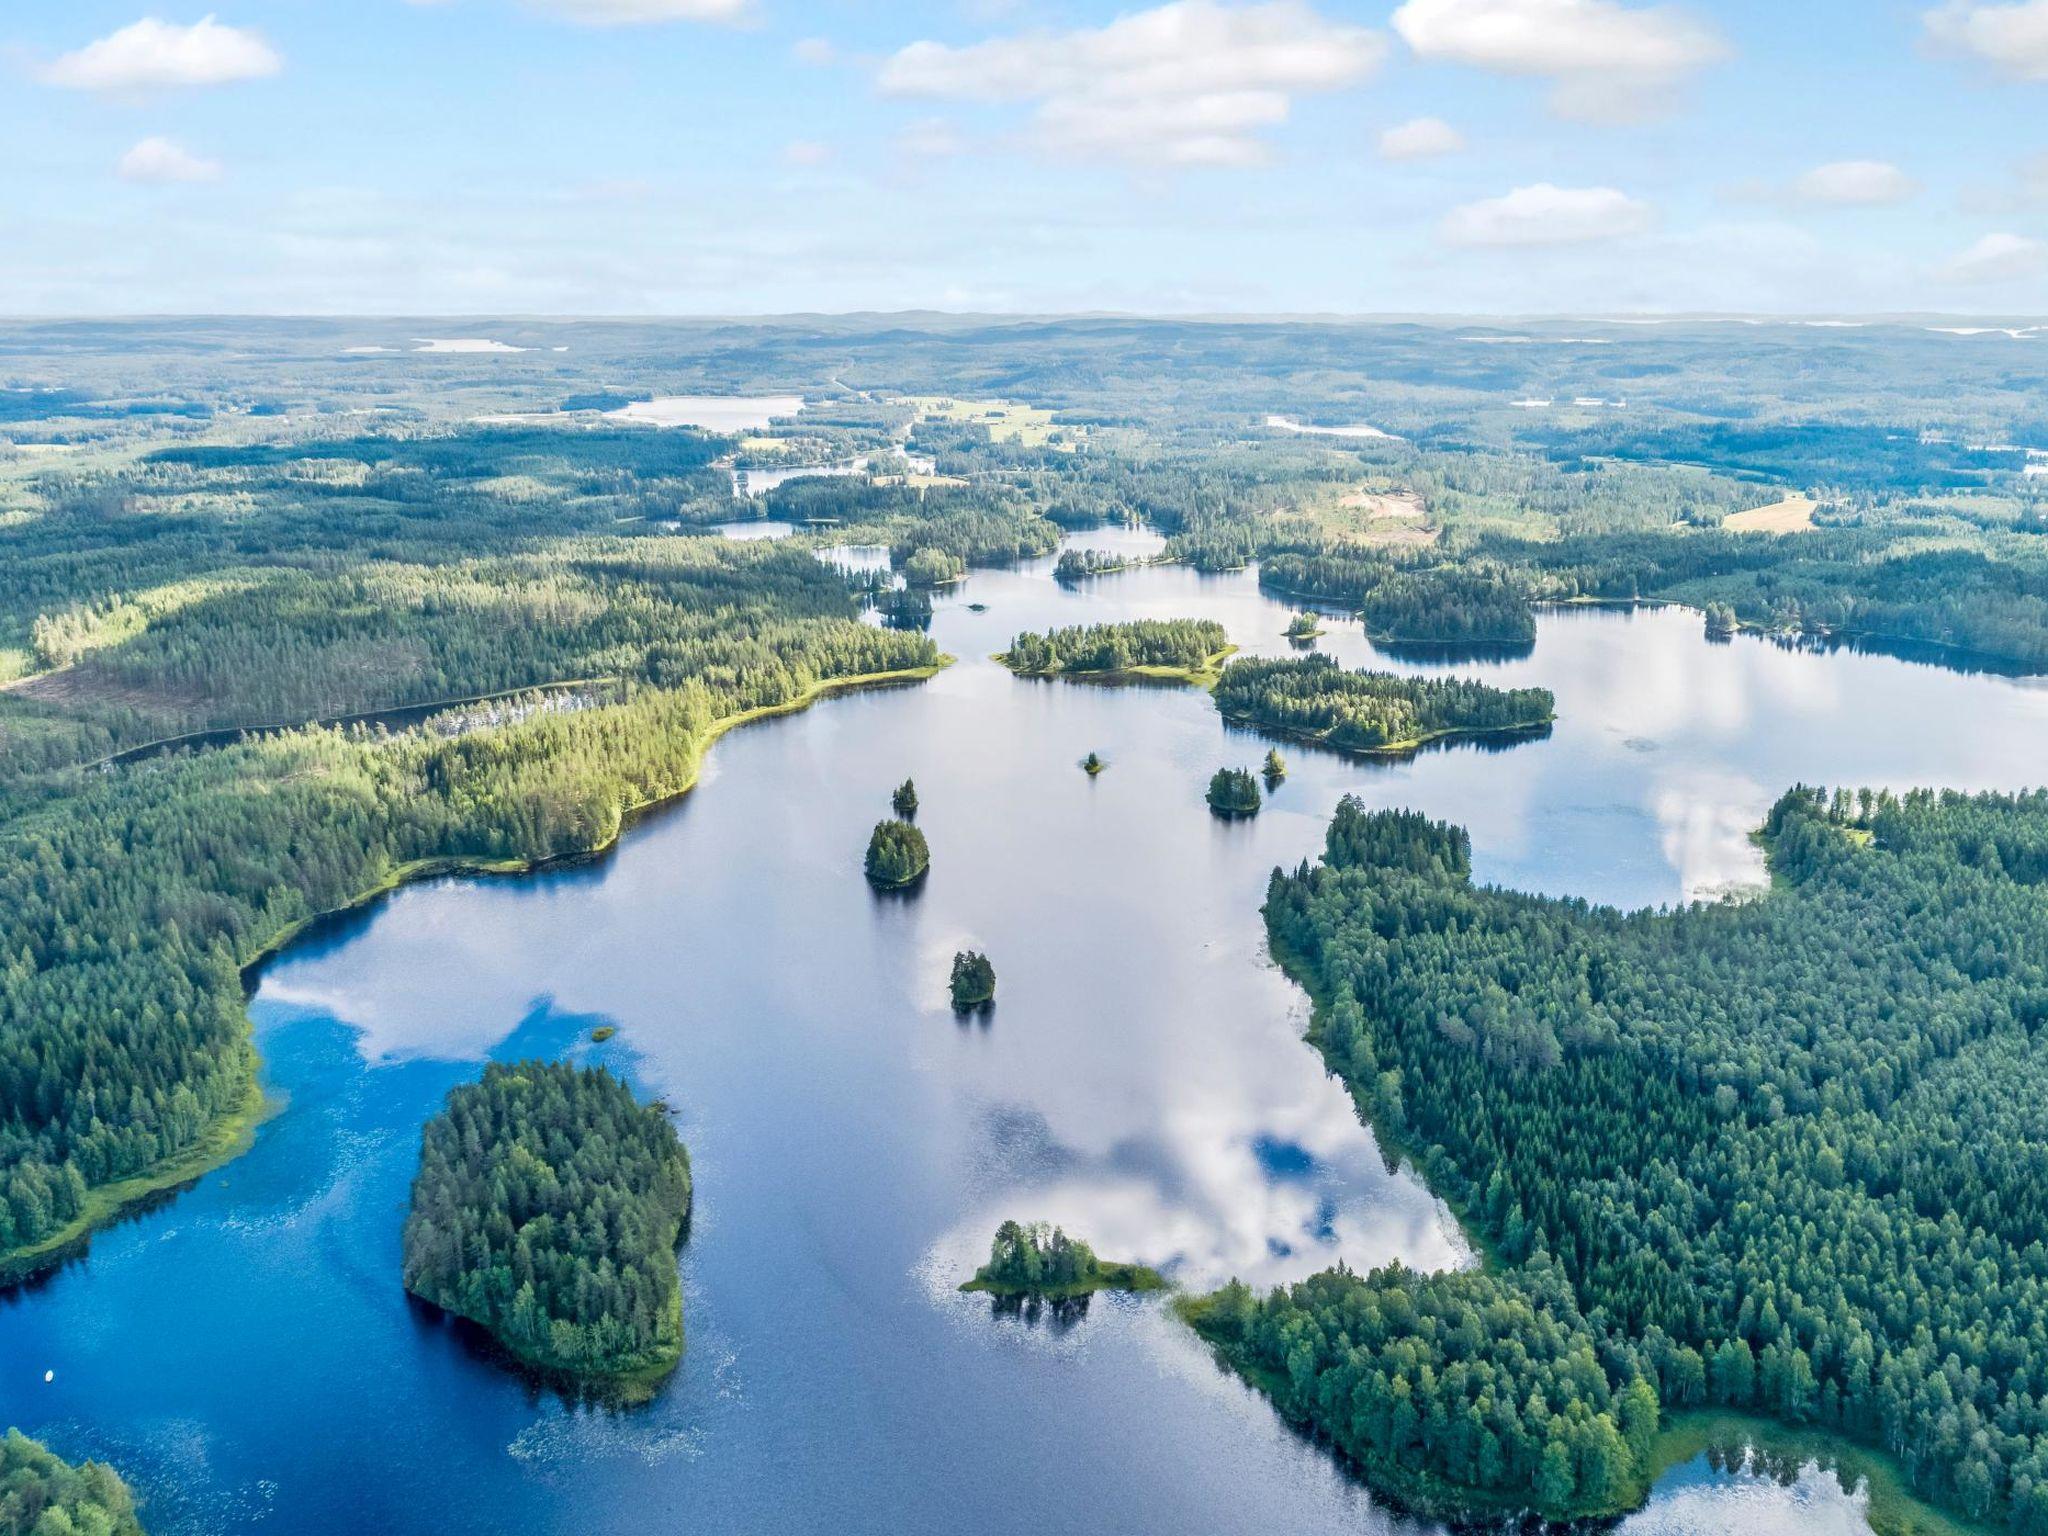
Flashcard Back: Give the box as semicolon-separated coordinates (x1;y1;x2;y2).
44;15;281;91
524;0;752;21
878;1;1385;167
1942;231;2048;283
1441;183;1654;246
1378;115;1464;159
783;140;833;167
117;136;222;183
1790;160;1918;206
895;117;968;159
1391;0;1725;120
1925;1;2048;80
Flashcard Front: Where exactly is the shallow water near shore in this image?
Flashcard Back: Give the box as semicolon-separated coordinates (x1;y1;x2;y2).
7;528;2048;1534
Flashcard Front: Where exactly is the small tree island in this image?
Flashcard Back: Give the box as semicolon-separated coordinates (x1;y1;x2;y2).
401;1060;692;1392
1262;747;1287;785
1207;767;1263;818
1213;654;1554;756
864;818;930;888
892;778;919;818
1081;750;1106;776
949;950;996;1010
961;1220;1166;1300
999;618;1233;684
1286;611;1324;642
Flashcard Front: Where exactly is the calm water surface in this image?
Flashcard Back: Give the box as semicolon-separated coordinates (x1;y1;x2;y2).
7;529;2048;1534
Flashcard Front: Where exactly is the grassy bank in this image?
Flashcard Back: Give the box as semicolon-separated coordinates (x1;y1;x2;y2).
1648;1411;1992;1536
0;1074;277;1285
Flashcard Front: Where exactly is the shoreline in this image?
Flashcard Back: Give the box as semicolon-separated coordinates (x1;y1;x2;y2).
994;645;1238;689
0;659;951;1282
1193;908;1977;1535
1215;708;1556;760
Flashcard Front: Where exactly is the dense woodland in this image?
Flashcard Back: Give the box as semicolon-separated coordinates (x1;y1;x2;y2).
0;1430;144;1536
402;1060;692;1379
1256;788;2048;1530
1261;553;1537;646
1187;1258;1658;1521
0;547;935;1261
1212;655;1553;753
1000;619;1229;677
5;317;2048;1513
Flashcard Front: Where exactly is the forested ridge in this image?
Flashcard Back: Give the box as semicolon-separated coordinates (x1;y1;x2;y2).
0;1430;145;1536
1245;787;2048;1529
1212;654;1553;753
402;1061;692;1379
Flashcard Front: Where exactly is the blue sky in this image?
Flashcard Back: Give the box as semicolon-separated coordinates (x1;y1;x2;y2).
4;0;2047;315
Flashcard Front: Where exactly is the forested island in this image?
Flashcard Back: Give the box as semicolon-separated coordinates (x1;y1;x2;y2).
1260;554;1537;647
0;1430;146;1536
1239;787;2048;1531
1206;767;1263;817
1212;654;1554;755
1053;548;1143;583
949;951;996;1010
962;1221;1166;1300
865;819;931;888
998;619;1233;683
401;1060;692;1388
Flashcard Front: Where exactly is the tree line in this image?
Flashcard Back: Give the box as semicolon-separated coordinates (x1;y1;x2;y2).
1251;787;2048;1530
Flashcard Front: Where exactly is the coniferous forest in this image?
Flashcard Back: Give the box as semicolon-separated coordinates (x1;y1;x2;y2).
402;1060;692;1381
8;317;2048;1529
1247;787;2048;1531
1212;654;1554;753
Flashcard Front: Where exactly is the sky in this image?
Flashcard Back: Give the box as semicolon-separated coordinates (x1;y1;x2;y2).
3;0;2048;316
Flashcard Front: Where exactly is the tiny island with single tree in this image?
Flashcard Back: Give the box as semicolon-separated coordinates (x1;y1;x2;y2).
1262;747;1287;785
998;619;1234;685
949;950;996;1010
1286;611;1325;643
1081;751;1106;776
892;778;919;818
401;1060;692;1393
864;818;930;889
1207;767;1263;818
961;1220;1166;1300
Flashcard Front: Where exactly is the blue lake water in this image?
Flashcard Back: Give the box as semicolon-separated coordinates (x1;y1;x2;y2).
8;529;2048;1533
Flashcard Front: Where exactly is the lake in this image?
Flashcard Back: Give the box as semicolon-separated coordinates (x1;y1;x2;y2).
607;395;806;432
7;530;2047;1534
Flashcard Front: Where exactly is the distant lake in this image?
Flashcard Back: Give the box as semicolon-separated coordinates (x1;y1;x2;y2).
9;539;2048;1534
708;519;795;541
608;394;805;431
